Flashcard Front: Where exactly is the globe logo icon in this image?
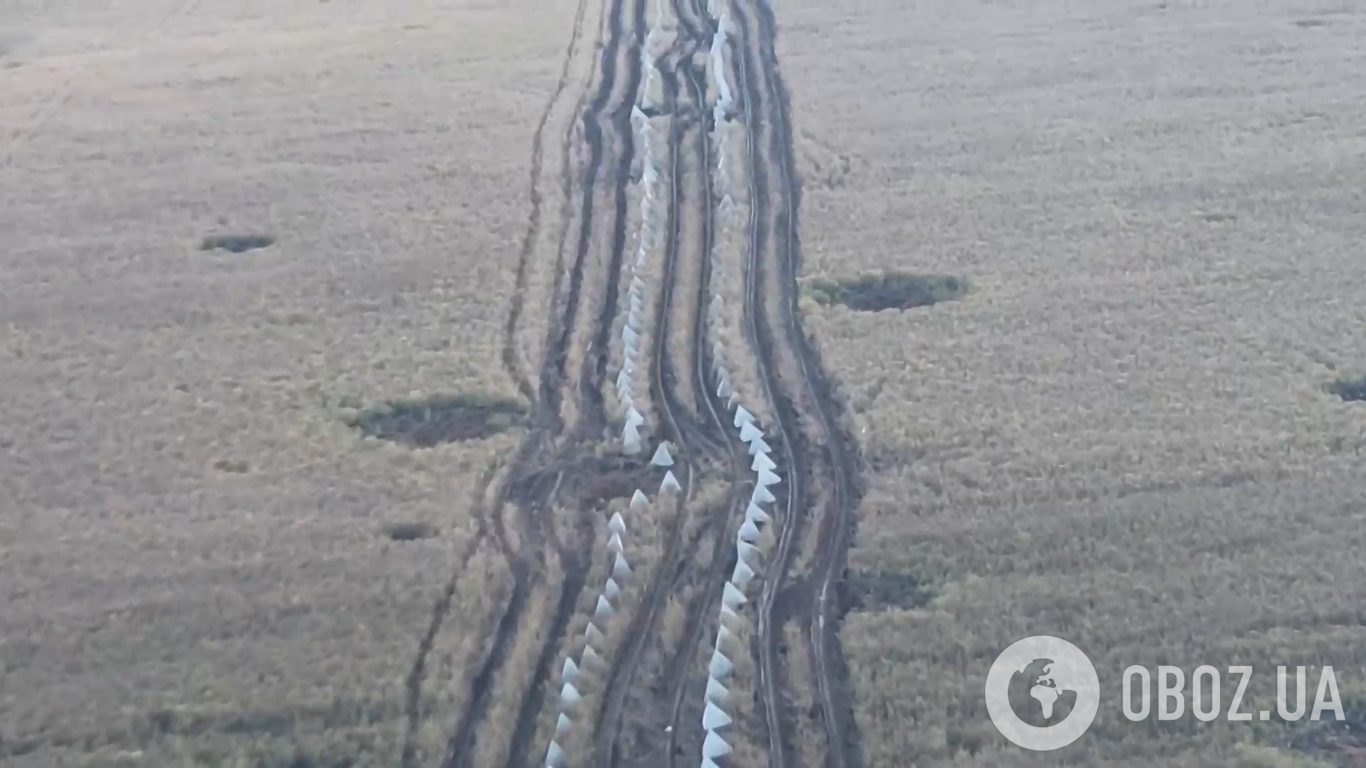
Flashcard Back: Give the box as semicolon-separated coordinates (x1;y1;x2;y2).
984;636;1100;751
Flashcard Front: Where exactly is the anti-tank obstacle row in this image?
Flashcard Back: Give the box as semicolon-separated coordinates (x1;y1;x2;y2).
541;441;683;767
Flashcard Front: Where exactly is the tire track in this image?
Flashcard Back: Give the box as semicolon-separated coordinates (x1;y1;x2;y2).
591;0;746;759
736;0;867;765
571;0;650;441
494;0;652;760
591;24;702;767
502;0;591;404
730;3;805;762
435;0;639;760
401;458;501;768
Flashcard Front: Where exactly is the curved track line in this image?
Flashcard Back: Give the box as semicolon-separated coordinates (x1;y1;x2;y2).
502;0;591;404
730;3;804;762
743;1;867;764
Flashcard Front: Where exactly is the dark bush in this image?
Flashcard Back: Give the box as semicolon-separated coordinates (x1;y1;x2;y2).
353;393;527;446
804;271;966;312
200;233;276;253
1328;375;1366;403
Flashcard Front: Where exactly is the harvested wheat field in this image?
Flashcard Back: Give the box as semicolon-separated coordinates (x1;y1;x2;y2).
2;0;1364;767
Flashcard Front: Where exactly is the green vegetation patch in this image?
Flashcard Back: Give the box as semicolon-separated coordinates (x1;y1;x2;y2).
1327;375;1366;403
840;569;933;613
803;271;967;312
351;393;527;447
200;233;276;253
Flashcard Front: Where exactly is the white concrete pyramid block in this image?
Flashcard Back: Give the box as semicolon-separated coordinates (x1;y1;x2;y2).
756;468;781;487
705;677;729;703
739;421;762;443
736;539;760;566
616;368;632;390
608;532;625;553
731;558;755;590
650;442;674;467
715;623;733;649
702;730;732;759
720;602;739;621
751;451;776;472
744;503;770;525
630;489;649;510
609;512;627;536
660;470;681;494
604;577;621;599
623;427;642;455
631;104;647;126
749;437;771;456
622;325;638;345
547;740;567;768
738;519;761;543
560;683;582;706
623;335;637;356
722;581;747;609
717;378;732;399
715;363;730;381
556;712;573;736
586;622;607;645
562;657;579;684
594;594;615;621
625;407;645;429
708;650;733;678
703;700;733;730
712;340;726;360
582;644;603;668
613;552;633;580
733;406;753;428
751;483;775;505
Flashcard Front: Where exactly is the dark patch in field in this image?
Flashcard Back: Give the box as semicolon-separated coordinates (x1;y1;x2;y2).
804;271;967;312
1328;375;1366;403
839;569;932;615
1293;18;1331;28
352;394;527;446
212;459;250;473
384;522;438;541
200;233;276;253
1197;211;1237;223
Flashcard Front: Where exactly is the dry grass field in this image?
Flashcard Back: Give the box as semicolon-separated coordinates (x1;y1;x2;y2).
2;0;1365;767
779;0;1366;765
1;1;581;765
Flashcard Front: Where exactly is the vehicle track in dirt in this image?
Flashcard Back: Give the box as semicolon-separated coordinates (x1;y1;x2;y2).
729;2;805;763
401;459;501;768
590;19;707;767
501;0;591;405
735;0;867;765
588;0;754;761
433;0;645;761
494;0;652;760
